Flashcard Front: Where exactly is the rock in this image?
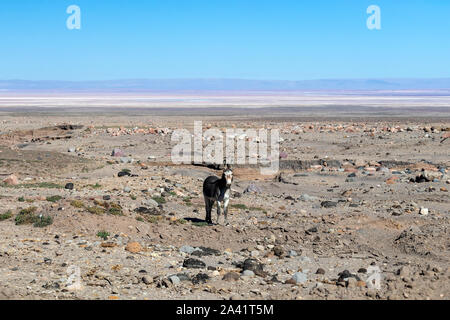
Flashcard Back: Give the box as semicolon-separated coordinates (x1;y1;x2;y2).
267;235;276;244
179;245;196;254
316;268;326;275
243;184;262;194
142;276;152;285
250;250;259;257
242;259;266;277
155;277;171;288
212;270;220;277
423;170;442;181
143;199;159;208
191;247;221;257
273;246;284;257
42;282;60;290
123;186;131;193
192;273;209;284
299;256;311;263
120;157;133;164
321;201;337;208
65;183;74;190
337;270;360;282
419;207;429;216
118;171;132;177
68;147;76;153
356;280;366;287
111;148;125;157
291;272;308;284
183;258;206;269
169;275;181;285
176;273;191;282
288;250;298;257
386;177;398;185
378;167;390;174
101;242;117;248
222;272;240;281
298;194;318;202
242;270;255;277
397;266;411;277
355;159;367;167
284;278;297;285
2;174;19;186
125;242;142;253
358;268;367;274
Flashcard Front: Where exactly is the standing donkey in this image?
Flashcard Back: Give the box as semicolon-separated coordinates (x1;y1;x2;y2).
203;163;233;225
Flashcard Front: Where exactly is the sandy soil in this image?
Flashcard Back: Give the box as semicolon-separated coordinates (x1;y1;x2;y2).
0;103;449;300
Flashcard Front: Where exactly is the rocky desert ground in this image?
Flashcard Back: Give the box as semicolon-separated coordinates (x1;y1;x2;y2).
0;99;449;300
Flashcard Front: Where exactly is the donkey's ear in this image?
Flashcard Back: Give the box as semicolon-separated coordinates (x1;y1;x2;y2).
226;164;231;170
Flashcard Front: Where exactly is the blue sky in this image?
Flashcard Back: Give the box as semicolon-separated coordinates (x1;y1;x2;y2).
0;0;449;81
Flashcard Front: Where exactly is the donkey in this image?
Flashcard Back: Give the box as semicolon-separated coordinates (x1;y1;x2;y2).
203;164;233;225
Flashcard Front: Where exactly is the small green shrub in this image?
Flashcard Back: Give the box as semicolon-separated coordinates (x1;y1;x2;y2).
172;218;187;225
97;230;110;240
86;206;105;215
1;182;63;189
0;211;13;221
108;207;123;216
70;200;85;208
152;196;166;204
146;216;162;224
15;207;38;225
46;195;62;203
33;215;53;228
249;207;265;211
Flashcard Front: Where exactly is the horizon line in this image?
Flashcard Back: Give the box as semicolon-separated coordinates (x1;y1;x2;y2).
2;77;450;82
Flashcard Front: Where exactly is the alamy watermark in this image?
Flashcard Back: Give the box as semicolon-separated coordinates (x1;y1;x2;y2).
66;5;81;30
65;265;83;291
366;265;382;290
367;5;381;30
66;5;380;31
171;121;280;175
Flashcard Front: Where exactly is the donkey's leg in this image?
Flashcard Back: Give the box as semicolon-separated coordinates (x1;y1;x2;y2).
204;198;212;224
223;198;230;225
216;201;222;225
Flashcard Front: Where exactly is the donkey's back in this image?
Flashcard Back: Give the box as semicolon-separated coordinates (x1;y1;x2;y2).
203;175;220;198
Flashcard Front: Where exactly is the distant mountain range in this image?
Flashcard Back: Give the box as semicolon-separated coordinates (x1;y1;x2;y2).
1;78;450;92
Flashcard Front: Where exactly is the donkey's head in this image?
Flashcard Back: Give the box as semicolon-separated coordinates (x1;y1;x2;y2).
222;164;233;187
